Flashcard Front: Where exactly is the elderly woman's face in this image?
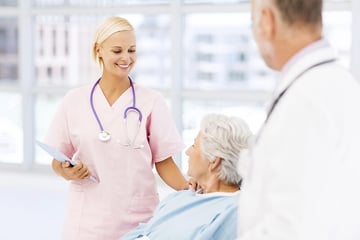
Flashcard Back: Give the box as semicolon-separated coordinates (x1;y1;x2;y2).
185;133;210;180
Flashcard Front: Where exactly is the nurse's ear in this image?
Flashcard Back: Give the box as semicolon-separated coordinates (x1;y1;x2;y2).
95;43;102;58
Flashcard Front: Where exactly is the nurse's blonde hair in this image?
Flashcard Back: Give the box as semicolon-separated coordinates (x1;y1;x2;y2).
92;16;134;67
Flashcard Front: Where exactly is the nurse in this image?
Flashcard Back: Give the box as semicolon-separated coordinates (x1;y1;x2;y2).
45;16;189;239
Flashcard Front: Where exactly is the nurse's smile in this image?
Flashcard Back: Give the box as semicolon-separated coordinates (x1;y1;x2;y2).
116;63;131;69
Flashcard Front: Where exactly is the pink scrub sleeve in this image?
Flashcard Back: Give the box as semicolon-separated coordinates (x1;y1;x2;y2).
44;95;75;158
147;95;184;163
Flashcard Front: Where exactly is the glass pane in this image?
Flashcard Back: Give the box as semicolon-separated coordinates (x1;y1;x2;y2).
130;15;171;88
183;0;347;4
33;0;169;7
183;0;249;4
181;100;266;172
0;18;18;83
0;92;23;164
34;14;171;88
0;0;18;6
183;13;276;91
34;15;100;87
323;11;351;68
35;94;62;165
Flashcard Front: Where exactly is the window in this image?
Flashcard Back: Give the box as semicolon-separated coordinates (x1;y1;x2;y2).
0;93;23;164
0;0;356;170
0;0;18;6
183;13;276;91
33;0;170;7
0;18;18;82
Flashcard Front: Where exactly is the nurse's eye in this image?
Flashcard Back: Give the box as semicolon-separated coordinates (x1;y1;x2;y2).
129;49;136;53
113;50;122;54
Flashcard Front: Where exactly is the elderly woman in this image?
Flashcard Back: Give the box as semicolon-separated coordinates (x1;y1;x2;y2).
121;113;253;240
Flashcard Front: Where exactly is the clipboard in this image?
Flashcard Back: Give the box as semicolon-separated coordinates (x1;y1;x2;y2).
36;140;98;183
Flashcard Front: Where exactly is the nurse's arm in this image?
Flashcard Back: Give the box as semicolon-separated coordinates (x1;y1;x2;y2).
155;157;189;191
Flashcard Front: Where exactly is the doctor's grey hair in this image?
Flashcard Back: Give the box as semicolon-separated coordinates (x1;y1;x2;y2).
199;113;253;186
273;0;323;27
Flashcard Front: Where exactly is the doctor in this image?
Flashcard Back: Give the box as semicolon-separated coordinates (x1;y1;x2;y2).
45;16;189;239
238;0;360;239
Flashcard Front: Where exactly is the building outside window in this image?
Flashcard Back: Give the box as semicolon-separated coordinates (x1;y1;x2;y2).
0;0;355;171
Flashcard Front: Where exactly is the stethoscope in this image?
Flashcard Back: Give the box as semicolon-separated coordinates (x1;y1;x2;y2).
256;58;337;143
265;58;336;124
244;58;338;181
90;76;143;148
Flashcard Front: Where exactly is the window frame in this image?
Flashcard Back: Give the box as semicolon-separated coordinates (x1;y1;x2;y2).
0;0;356;171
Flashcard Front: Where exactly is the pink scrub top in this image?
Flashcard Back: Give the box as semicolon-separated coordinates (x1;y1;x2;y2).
45;83;185;240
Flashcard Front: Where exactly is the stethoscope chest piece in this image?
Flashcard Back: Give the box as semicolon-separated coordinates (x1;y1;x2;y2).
99;130;111;142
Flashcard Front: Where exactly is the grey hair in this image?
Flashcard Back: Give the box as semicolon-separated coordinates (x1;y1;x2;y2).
273;0;323;27
199;113;253;186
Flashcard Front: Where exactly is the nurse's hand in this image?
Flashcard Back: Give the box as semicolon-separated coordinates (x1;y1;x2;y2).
51;158;90;181
61;160;90;181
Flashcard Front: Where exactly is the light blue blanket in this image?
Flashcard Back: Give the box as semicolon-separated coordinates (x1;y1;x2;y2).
121;189;239;240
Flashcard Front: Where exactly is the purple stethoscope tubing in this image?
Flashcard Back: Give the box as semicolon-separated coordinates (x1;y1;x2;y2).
90;76;142;141
123;77;142;122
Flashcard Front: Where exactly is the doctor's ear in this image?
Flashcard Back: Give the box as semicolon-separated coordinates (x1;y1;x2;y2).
260;7;277;40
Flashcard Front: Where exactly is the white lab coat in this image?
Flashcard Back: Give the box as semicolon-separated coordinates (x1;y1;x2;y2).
238;42;360;240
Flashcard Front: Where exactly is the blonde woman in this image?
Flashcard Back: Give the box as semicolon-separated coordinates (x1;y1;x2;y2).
45;16;189;239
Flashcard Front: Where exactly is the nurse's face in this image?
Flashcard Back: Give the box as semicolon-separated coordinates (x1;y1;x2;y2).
185;133;210;181
97;30;136;78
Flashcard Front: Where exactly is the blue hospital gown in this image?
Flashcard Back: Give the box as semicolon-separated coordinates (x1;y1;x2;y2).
121;189;239;240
